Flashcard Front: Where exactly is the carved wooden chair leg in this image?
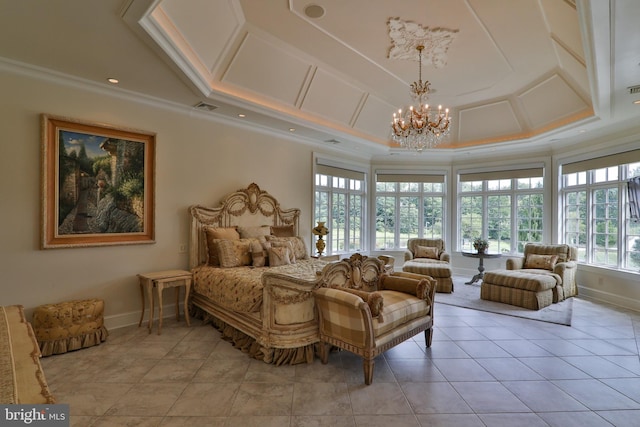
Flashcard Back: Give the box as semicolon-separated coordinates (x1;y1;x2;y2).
425;328;433;347
364;357;375;385
318;342;329;364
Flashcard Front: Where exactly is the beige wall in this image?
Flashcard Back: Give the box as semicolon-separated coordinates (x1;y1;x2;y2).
0;69;317;327
2;66;639;329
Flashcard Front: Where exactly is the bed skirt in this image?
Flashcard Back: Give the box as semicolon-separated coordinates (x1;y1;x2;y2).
191;305;316;365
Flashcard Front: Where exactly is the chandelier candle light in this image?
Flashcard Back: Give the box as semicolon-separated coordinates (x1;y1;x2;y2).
391;45;451;152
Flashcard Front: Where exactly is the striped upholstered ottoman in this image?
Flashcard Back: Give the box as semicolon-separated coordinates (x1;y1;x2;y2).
32;298;108;356
480;270;557;310
402;260;453;293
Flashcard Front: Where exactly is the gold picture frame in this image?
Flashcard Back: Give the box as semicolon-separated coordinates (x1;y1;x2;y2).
41;114;156;248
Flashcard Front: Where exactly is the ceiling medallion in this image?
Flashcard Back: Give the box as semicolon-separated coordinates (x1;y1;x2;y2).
387;18;458;68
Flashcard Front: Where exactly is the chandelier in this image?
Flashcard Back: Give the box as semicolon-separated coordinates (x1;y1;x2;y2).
391;45;451;152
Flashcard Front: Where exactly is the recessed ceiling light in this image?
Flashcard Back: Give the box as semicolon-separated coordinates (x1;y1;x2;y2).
107;78;119;84
304;4;325;18
238;113;246;118
634;100;640;105
289;128;296;132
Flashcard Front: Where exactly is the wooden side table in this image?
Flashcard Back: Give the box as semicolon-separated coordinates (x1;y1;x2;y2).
137;269;192;335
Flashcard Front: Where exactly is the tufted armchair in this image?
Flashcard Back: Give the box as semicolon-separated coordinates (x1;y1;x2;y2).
402;238;454;293
314;253;436;385
506;243;579;300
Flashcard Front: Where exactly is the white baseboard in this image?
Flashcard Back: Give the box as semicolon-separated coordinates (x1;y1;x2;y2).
104;304;180;331
577;286;640;313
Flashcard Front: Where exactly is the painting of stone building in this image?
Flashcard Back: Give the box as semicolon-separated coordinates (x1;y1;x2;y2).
57;131;146;235
42;114;155;248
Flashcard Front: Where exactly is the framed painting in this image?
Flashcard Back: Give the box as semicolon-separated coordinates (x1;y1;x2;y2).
41;114;156;248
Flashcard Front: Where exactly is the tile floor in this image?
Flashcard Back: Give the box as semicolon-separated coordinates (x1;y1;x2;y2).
41;289;640;427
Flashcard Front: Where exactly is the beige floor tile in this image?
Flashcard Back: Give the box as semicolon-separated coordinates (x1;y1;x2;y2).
192;358;250;382
105;382;188;417
167;382;240;417
90;416;163;427
158;416;226;426
229;383;294;416
223;415;292;427
140;359;204;382
54;382;134;416
353;414;420;426
164;339;219;359
290;415;356;427
292;382;351;415
348;382;413;415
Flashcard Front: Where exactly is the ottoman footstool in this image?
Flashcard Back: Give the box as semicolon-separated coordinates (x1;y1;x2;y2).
403;260;454;293
32;298;108;356
481;270;557;310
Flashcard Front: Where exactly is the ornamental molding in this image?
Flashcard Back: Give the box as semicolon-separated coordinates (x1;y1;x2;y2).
387;17;459;68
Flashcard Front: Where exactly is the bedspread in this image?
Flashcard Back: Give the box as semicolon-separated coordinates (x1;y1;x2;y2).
192;259;325;313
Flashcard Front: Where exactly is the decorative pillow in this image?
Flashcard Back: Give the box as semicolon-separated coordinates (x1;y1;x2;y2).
217;239;253;268
271;225;295;237
268;236;308;260
524;254;559;271
250;238;271;267
270;239;296;263
414;245;439;260
268;246;292;266
331;286;384;321
238;225;271;239
205;227;240;266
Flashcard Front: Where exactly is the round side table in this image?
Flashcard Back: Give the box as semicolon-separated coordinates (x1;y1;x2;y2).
461;251;502;285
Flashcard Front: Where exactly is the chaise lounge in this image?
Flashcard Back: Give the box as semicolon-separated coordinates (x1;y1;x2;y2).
481;243;578;309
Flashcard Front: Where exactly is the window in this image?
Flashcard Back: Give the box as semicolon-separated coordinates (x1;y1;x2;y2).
561;152;640;271
374;174;445;250
314;159;366;255
458;168;544;253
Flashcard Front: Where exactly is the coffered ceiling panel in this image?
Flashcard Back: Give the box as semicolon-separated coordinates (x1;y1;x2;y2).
222;33;312;107
301;68;365;125
519;74;589;129
159;0;242;73
541;0;585;60
554;39;590;96
458;101;522;143
354;95;397;141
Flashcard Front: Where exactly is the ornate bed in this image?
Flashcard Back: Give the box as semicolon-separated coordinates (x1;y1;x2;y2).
188;183;330;365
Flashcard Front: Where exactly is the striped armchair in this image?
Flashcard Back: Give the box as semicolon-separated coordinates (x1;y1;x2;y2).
314;254;436;385
402;238;454;293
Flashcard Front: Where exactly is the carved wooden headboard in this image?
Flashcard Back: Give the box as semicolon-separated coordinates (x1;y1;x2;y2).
189;183;301;269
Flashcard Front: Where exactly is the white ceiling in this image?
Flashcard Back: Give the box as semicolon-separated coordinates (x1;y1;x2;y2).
1;0;639;160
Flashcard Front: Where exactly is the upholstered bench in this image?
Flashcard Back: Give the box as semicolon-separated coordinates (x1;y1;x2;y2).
481;270;557;310
32;298;108;356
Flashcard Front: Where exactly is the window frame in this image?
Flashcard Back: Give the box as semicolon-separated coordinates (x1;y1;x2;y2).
313;156;367;255
373;173;447;251
456;167;545;254
559;159;640;271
